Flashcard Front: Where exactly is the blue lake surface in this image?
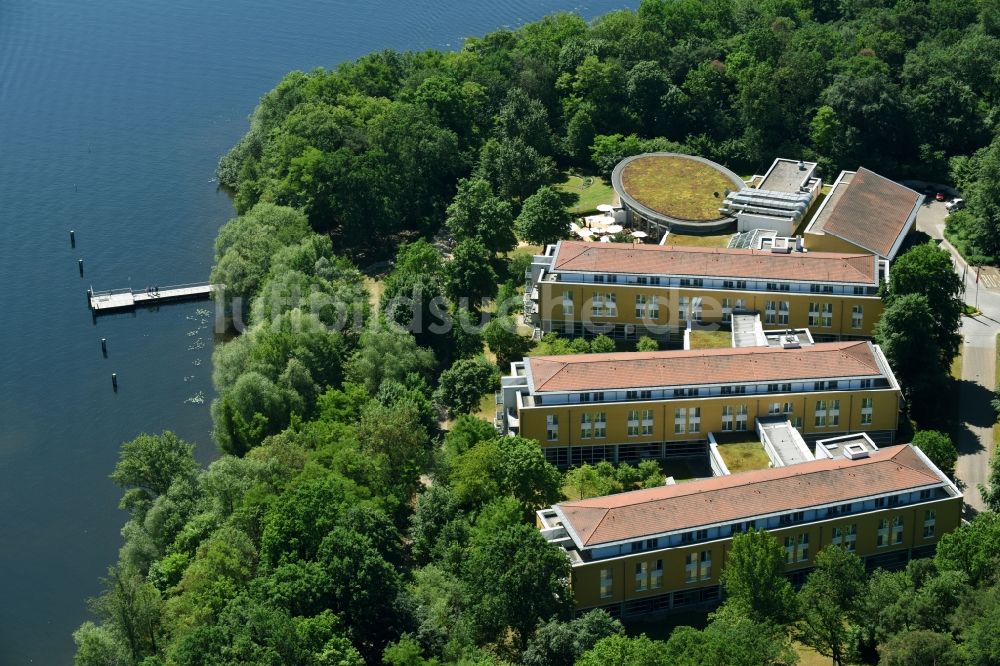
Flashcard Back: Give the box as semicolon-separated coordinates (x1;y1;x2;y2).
0;0;631;661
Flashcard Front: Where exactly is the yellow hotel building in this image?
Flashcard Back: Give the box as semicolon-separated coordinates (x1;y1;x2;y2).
537;442;962;619
525;240;887;344
500;341;903;467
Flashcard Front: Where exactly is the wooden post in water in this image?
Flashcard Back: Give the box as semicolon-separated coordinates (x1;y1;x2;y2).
70;230;75;247
78;259;84;276
111;373;118;391
101;338;107;356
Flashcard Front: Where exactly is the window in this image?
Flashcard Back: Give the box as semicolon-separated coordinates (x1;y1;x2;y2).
854;286;866;295
651;559;663;589
821;303;833;327
626;390;637;400
679;277;702;287
722;298;732;322
695;529;708;540
797;533;810;561
562;291;574;316
673;408;685;435
892;516;904;544
699;550;712;580
685;553;698;583
769;402;782;415
767;383;779;393
690;297;703;321
735;404;748;431
546;415;558;441
594;274;604;283
781;383;792;392
923;510;936;538
688;407;701;433
721;386;732;395
832;523;857;552
600;568;613;598
815;400;827;427
877;519;890;547
635;295;659;320
593;392;604;402
678;296;689;321
641;409;654;436
919;489;932;501
875;497;886;509
852;305;863;329
721;405;733;431
722;279;747;289
594;412;606;438
829;399;840;427
808;302;820;327
778;300;790;325
765;300;777;325
635;561;648;592
783;402;794;415
641;390;652;400
860;378;872;389
735;298;747;312
784;532;808;562
580;413;592;440
591;292;617;317
861;398;873;425
628;409;641;437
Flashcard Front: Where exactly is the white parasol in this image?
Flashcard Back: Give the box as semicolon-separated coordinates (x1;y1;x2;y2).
596;203;615;213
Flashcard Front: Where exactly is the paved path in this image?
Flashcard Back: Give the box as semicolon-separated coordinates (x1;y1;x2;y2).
915;201;998;513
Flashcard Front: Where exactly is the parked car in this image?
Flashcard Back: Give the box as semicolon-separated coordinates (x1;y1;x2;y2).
935;192;946;201
946;198;965;213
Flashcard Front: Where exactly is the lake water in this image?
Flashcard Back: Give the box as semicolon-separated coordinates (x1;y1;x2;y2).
0;0;631;661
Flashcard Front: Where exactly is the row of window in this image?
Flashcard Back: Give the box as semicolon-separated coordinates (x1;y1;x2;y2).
598;512;939;598
544;399;874;440
560;274;878;296
562;291;868;329
561;379;876;406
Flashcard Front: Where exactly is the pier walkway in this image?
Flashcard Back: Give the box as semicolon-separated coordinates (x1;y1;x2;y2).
88;282;220;313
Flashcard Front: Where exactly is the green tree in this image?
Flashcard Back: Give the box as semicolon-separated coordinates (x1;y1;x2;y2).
110;431;198;519
721;529;797;625
516;185;573;246
911;430;959;478
576;634;670;666
89;567;163;663
981;448;1000;512
210;203;312;305
797;545;866;665
482;315;531;366
345;328;436;395
445;239;499;305
874;293;947;418
434;356;500;418
523;610;622;666
213;370;301;456
636;336;658;352
935;512;1000;586
879;629;962;666
887;242;963;368
445;177;516;254
73;622;129;666
462;523;572;651
589;334;616;353
476;136;557;204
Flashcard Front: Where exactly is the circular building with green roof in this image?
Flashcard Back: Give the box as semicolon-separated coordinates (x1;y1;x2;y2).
612;153;745;234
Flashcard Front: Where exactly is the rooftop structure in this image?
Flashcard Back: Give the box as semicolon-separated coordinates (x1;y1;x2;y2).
805;168;923;260
549;444;956;549
550;240;879;286
524;341;887;394
721;158;822;236
612;153;745;234
814;432;879;460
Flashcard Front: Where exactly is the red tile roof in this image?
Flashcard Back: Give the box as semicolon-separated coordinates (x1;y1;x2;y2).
527;341;884;393
814;168;922;259
552;241;877;285
557;445;946;547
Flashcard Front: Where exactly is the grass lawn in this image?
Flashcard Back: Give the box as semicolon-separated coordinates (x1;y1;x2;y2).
689;330;732;349
621;155;735;221
556;172;615;215
661;231;733;248
362;276;384;313
715;439;772;473
793;641;832;666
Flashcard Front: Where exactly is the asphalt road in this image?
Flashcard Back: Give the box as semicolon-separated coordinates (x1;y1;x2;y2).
915;200;998;514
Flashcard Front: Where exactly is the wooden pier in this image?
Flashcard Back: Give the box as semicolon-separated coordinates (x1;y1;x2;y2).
88;282;220;313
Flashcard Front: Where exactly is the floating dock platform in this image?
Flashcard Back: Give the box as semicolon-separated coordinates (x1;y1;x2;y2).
88;283;220;313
